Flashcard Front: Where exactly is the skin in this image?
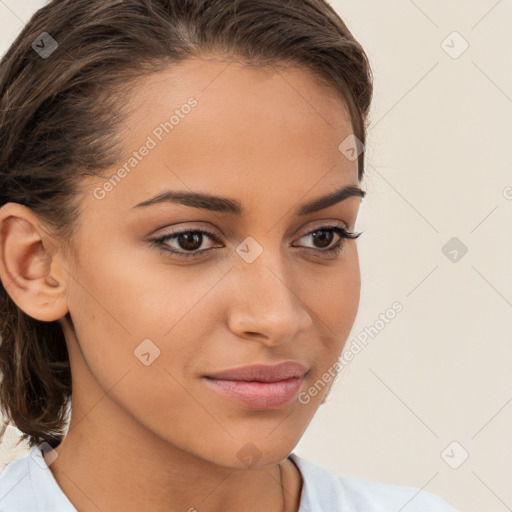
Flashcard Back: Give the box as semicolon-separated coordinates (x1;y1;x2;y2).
0;57;363;512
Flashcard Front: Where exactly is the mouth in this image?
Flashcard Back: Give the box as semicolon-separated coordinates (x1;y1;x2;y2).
202;376;306;409
202;361;308;409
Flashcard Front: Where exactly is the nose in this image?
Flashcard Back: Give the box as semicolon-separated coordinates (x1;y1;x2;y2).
226;256;313;346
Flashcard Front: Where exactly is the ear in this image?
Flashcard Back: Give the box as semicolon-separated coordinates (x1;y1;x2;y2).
0;202;69;322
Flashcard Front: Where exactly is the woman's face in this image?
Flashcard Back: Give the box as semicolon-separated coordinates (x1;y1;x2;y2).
58;58;363;467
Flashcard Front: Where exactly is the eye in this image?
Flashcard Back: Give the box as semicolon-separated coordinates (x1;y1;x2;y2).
149;223;362;259
293;223;362;257
149;227;222;258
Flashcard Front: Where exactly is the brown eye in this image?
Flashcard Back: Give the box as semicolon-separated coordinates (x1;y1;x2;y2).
308;228;336;249
175;232;204;251
151;228;223;258
294;224;362;257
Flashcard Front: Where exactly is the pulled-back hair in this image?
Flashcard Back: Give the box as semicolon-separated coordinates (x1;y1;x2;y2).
0;0;373;449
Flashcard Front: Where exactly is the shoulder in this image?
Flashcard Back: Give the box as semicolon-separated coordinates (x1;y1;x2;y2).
289;453;458;512
0;445;76;512
0;447;37;511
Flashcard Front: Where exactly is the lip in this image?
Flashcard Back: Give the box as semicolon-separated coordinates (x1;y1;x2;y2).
203;376;306;409
204;361;308;382
203;361;308;409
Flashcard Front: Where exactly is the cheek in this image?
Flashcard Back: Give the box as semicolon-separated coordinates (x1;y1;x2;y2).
64;260;212;445
63;245;224;399
303;243;361;332
305;246;361;383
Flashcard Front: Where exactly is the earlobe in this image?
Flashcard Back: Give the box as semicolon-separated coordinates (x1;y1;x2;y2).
0;202;69;322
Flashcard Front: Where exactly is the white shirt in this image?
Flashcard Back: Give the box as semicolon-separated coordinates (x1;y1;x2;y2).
0;445;458;511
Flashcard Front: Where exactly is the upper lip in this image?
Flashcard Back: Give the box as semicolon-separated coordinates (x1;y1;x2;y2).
204;361;308;383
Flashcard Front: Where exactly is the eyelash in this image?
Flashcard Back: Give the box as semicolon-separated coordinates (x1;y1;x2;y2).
149;223;362;260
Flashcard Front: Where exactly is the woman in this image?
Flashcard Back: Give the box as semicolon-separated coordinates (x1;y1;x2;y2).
0;1;457;510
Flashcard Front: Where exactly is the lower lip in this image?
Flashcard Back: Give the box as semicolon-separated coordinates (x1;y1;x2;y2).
203;376;305;409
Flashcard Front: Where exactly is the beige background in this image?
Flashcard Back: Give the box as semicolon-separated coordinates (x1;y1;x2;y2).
1;1;511;511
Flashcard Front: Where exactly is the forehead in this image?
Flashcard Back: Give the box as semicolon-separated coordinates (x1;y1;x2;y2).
86;57;357;213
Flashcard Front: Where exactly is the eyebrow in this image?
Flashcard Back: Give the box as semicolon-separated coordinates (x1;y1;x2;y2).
131;184;365;216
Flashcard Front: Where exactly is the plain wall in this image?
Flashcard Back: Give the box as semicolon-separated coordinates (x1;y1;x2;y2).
1;2;511;511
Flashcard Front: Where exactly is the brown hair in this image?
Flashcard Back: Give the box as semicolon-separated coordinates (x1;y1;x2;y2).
0;0;373;449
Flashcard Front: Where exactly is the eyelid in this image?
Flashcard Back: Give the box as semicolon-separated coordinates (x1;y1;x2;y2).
149;220;220;237
296;219;350;235
151;219;352;242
